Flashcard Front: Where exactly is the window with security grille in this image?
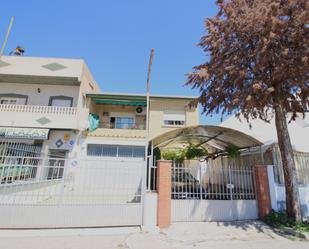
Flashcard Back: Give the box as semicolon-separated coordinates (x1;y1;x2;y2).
87;144;145;158
163;111;186;126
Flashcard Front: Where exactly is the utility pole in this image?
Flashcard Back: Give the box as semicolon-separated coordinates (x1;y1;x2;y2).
145;48;154;188
142;48;155;226
0;16;14;57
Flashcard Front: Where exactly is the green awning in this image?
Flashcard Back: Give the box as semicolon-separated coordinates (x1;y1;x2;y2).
93;99;146;106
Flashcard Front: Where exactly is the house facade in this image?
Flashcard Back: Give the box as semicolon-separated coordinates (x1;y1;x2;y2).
0;56;199;162
83;92;199;160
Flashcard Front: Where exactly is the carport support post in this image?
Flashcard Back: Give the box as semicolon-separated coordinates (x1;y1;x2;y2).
157;160;172;229
254;165;272;219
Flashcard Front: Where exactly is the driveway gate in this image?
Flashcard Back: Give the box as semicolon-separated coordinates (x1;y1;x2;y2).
171;160;258;222
0;153;144;228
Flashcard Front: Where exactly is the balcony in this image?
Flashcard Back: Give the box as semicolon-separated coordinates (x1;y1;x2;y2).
0;104;83;130
99;121;146;130
87;121;146;139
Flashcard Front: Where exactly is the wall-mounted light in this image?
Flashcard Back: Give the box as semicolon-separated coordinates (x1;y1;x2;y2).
37;88;41;93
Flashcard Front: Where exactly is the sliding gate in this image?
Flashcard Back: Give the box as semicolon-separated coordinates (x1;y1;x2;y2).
0;145;144;228
171;160;258;222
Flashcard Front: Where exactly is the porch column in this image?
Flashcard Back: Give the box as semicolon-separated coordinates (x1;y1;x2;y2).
254;165;272;219
156;160;172;229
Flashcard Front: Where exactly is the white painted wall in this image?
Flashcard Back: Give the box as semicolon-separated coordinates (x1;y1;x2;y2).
0;56;84;78
143;192;158;227
172;200;258;222
267;165;309;219
0;83;80;107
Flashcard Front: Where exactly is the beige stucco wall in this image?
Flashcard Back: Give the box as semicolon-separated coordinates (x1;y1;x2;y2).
149;98;199;140
78;63;100;108
0;82;80;107
87;97;199;140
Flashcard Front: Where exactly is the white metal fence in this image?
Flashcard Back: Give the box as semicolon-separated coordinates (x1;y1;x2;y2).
272;145;309;184
171;160;256;200
0;153;144;227
0;156;143;205
171;160;258;222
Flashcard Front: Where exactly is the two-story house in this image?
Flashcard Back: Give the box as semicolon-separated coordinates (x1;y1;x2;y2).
0;55;199;184
0;55;200;228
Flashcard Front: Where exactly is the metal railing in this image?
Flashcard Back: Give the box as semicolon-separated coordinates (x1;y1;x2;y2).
0;104;77;115
0;156;65;185
171;160;256;200
99;121;146;130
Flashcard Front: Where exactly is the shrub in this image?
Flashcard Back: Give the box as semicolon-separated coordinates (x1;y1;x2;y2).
161;150;185;161
184;144;208;160
226;145;240;158
264;210;309;232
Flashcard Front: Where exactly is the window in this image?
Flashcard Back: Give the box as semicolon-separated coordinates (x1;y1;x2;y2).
110;117;135;129
163;111;186;126
0;97;26;105
87;144;117;157
49;96;73;107
87;144;145;158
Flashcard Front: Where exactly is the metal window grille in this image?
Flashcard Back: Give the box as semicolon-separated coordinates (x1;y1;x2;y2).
87;144;145;158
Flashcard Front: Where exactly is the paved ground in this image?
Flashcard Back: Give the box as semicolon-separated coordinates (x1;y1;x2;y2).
0;221;307;249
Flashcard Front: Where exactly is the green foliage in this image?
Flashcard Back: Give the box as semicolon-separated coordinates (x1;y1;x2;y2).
161;144;208;161
161;150;185;161
153;147;161;160
184;144;208;160
264;210;309;232
226;145;240;158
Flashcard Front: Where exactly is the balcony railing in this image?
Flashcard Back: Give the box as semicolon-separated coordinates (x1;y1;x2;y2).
0;104;77;115
99;121;146;130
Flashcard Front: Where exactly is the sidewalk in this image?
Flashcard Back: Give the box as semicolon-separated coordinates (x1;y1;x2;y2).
0;221;307;249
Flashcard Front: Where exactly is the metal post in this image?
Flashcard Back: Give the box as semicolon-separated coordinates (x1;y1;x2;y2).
0;16;14;57
142;49;155;225
199;162;203;200
228;165;233;200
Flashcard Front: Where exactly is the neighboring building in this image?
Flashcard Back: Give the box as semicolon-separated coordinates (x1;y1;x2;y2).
220;114;309;153
0;56;100;181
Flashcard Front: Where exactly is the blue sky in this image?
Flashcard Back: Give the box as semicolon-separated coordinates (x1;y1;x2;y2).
0;0;224;124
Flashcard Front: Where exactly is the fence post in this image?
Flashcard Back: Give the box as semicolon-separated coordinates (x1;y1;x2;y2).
157;160;172;229
228;165;233;200
254;165;271;219
199;163;203;200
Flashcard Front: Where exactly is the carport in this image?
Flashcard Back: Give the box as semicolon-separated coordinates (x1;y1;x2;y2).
150;125;263;223
152;125;262;157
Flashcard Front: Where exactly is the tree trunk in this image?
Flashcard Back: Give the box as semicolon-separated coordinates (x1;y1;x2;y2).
274;104;302;222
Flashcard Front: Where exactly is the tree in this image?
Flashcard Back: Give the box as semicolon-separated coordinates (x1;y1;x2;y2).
187;0;308;222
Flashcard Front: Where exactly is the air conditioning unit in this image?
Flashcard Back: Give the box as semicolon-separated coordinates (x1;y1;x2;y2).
135;106;146;115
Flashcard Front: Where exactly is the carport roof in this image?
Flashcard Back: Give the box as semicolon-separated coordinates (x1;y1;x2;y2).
151;125;262;154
